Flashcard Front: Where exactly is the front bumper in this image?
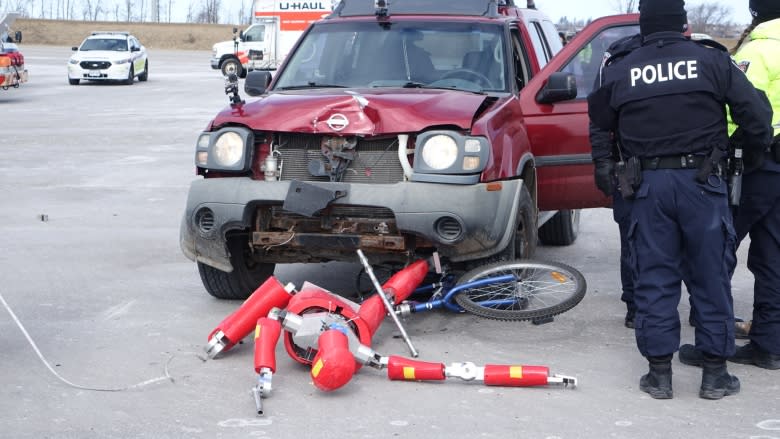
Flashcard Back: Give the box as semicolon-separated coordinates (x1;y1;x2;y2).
210;57;220;70
180;178;523;271
68;62;132;81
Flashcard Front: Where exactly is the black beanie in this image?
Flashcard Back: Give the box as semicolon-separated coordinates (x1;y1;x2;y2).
750;0;780;23
639;0;688;36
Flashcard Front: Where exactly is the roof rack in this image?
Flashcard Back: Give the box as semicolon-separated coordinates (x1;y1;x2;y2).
332;0;514;18
90;31;129;36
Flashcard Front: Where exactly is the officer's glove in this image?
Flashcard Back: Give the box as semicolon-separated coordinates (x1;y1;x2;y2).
593;158;616;197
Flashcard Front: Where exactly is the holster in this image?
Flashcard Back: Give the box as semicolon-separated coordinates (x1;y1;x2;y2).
616;156;642;199
696;148;724;183
772;135;780;163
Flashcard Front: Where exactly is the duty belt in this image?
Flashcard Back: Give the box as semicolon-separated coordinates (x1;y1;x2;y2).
640;154;705;170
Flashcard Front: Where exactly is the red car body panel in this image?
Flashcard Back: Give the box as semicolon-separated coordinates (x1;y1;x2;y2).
213;89;487;134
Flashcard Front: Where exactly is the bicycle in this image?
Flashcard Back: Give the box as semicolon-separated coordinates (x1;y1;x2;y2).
357;256;587;323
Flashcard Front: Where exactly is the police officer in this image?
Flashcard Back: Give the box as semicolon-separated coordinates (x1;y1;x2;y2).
590;33;643;329
592;31;701;331
588;0;773;399
679;0;780;371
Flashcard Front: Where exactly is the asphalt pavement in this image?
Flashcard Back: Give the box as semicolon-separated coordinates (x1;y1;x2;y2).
1;45;778;439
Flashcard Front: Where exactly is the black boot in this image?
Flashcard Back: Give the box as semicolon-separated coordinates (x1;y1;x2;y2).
640;355;673;399
700;354;740;400
678;344;704;367
625;308;636;329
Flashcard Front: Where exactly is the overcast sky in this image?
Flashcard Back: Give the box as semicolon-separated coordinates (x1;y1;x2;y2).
535;0;753;24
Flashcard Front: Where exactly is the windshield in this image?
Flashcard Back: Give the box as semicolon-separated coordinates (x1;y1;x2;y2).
80;38;128;51
274;20;508;93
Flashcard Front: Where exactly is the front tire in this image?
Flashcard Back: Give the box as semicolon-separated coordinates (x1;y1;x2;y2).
138;61;148;82
482;184;537;264
220;58;244;78
68;78;80;85
197;237;276;299
125;66;134;85
454;259;587;321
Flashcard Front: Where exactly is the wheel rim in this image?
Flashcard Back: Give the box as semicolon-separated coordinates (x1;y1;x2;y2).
224;61;238;76
458;261;582;313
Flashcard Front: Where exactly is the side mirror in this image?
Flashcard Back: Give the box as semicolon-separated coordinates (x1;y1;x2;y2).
536;72;578;104
72;46;79;51
239;30;245;41
131;46;140;52
245;71;273;96
14;31;22;43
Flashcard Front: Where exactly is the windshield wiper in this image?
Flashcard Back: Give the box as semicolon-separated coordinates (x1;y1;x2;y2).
277;83;347;90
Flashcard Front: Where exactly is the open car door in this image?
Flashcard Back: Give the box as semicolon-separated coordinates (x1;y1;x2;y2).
520;14;640;211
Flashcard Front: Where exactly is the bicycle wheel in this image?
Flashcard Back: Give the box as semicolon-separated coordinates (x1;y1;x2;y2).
453;259;586;321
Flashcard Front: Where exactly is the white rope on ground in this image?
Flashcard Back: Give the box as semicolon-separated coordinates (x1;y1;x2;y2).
0;290;206;392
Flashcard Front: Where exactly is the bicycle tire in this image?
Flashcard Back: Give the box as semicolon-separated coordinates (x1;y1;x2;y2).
453;259;586;321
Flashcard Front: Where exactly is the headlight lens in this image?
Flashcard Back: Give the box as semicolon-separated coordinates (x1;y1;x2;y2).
212;131;245;167
114;58;131;64
68;58;79;64
194;128;253;172
421;135;458;170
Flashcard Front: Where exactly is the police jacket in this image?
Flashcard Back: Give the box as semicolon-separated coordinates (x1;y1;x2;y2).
590;33;643;161
729;18;780;138
588;31;773;159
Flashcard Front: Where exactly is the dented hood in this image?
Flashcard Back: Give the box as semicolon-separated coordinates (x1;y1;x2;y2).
213;89;489;134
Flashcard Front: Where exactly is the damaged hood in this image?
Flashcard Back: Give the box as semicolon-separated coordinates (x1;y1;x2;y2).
213;89;491;134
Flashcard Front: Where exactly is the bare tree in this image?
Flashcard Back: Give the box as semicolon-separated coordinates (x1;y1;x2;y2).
195;0;220;23
687;2;733;36
610;0;639;14
124;0;133;20
5;0;30;15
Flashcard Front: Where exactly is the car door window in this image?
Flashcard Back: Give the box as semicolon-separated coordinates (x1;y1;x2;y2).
244;26;265;42
510;28;531;91
527;21;551;69
561;24;639;98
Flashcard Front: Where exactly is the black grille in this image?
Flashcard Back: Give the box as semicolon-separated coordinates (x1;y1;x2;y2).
270;204;395;219
80;61;112;70
268;133;405;184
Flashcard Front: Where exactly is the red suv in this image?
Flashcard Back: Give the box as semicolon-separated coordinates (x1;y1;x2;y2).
180;0;640;298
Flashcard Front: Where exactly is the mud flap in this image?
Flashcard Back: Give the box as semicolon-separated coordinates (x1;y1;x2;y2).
282;181;348;217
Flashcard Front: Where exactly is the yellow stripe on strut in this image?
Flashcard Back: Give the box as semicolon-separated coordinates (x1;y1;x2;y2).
403;367;416;380
312;359;324;378
509;366;523;379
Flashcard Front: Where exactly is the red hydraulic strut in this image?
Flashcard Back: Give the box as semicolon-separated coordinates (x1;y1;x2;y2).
252;317;283;415
205;276;295;358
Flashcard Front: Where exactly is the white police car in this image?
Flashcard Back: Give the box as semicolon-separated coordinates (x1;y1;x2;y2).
67;32;148;85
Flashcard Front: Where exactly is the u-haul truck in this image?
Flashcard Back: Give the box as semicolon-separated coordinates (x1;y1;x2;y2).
210;0;334;76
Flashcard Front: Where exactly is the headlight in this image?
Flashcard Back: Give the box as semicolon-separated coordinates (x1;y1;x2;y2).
68;58;79;64
114;58;131;65
195;127;254;172
213;132;245;167
411;130;490;184
421;135;458;170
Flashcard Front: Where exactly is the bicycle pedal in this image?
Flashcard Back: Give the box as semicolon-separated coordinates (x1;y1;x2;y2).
531;316;554;325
